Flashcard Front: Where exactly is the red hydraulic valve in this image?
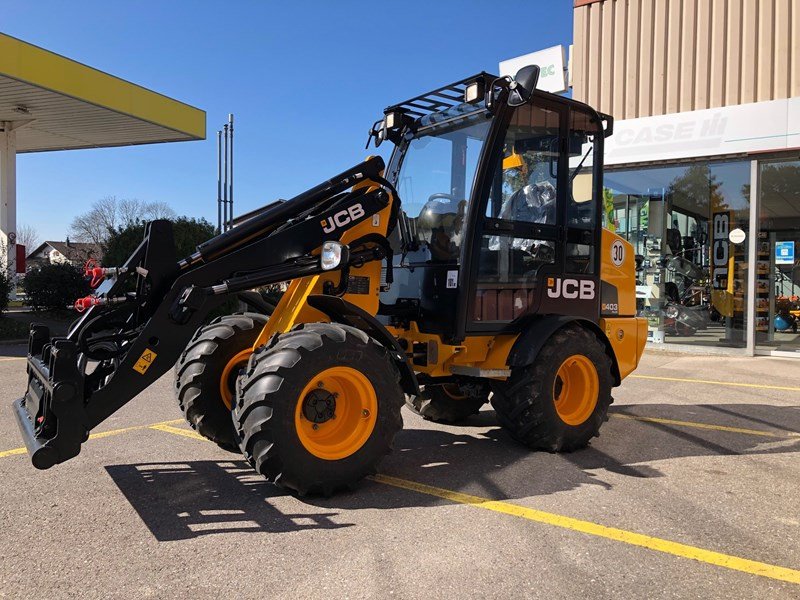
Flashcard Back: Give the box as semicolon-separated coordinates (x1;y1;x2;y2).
72;295;127;313
83;259;126;289
83;259;106;288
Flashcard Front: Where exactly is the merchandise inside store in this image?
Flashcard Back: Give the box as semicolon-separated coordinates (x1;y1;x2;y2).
603;158;800;354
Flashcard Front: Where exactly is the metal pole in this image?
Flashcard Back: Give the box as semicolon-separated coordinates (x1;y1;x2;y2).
223;123;229;231
746;158;759;355
217;130;222;233
0;123;18;300
228;113;234;228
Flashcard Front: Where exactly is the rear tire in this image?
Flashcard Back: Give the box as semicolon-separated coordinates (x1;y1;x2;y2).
233;322;404;496
491;325;613;452
406;380;489;423
174;313;267;452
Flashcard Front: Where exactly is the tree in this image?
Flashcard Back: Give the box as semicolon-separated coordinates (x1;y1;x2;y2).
70;196;177;245
102;216;216;267
666;164;727;214
0;269;10;314
118;198;176;225
745;163;800;225
23;263;89;312
70;196;119;245
16;224;39;253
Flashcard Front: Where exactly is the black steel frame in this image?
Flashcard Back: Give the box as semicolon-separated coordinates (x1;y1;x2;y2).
384;72;494;118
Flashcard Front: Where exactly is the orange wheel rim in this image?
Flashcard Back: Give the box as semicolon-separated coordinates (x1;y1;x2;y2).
295;366;378;461
553;354;599;426
219;349;253;410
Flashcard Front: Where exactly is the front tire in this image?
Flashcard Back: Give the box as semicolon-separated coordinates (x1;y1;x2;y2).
491;325;613;452
233;322;404;496
174;313;267;452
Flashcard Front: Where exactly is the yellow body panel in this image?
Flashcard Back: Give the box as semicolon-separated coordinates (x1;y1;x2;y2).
385;323;518;379
597;228;645;380
253;276;322;348
600;317;648;380
600;229;637;317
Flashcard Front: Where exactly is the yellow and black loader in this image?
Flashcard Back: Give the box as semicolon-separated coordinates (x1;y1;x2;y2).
13;66;647;495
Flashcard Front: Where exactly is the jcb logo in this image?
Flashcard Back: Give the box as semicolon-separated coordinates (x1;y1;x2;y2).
547;277;595;300
711;213;729;290
321;203;365;234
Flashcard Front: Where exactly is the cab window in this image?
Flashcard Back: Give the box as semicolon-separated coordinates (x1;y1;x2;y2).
566;106;601;274
395;109;491;261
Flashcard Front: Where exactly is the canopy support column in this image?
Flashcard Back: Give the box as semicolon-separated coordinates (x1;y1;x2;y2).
0;123;17;300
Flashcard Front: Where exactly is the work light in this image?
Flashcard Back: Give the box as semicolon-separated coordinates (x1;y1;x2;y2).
385;111;399;129
464;80;484;104
321;241;347;271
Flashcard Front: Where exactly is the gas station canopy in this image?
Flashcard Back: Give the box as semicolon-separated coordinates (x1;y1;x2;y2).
0;32;206;293
0;32;205;152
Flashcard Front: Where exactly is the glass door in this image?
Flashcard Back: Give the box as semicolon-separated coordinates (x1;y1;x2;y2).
757;159;800;354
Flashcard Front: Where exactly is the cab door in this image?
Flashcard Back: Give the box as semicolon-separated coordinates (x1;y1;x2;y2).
463;97;601;334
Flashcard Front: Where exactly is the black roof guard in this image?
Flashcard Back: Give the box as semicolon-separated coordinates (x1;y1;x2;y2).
384;72;497;118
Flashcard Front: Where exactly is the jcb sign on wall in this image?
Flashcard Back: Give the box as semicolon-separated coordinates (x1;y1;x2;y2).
710;210;735;318
500;46;567;94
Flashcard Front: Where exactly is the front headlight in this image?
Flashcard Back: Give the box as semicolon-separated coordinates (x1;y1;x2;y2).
321;241;346;271
664;305;679;318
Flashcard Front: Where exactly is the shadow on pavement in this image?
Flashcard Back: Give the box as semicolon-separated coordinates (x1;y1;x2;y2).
107;403;800;521
105;460;352;541
314;402;800;510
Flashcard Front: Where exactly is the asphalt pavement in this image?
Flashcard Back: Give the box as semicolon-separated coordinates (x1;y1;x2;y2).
0;344;798;599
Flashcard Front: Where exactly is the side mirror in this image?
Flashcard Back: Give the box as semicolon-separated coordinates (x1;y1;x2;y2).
508;65;540;106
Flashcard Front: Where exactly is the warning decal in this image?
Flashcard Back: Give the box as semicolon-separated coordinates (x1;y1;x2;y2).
133;348;157;375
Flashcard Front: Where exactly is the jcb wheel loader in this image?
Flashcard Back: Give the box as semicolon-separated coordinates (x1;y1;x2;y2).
13;65;647;496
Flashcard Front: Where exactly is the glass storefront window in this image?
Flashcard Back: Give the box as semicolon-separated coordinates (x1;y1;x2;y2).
604;160;750;348
756;159;800;354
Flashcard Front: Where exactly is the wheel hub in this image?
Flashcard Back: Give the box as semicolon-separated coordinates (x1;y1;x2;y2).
302;389;337;424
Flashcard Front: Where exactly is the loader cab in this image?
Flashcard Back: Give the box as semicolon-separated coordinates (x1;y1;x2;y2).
379;71;609;343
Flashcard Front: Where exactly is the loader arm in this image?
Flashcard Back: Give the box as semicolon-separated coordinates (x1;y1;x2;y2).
13;156;398;470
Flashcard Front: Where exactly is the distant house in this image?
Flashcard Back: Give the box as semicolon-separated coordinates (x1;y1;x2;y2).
26;240;103;269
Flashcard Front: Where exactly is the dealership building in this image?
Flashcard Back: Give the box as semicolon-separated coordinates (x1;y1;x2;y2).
564;0;800;357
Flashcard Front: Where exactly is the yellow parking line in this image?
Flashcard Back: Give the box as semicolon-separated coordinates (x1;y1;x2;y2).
372;474;800;585
611;413;800;438
631;374;800;392
0;447;28;458
148;423;205;440
150;424;800;585
0;418;184;458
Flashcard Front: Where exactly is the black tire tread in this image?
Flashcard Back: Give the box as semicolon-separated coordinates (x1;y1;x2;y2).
233;322;403;496
491;324;614;452
174;312;267;452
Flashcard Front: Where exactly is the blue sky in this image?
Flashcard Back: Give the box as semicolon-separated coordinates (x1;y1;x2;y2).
3;1;572;241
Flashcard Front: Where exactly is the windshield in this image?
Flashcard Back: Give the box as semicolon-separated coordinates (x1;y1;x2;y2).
388;106;492;261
